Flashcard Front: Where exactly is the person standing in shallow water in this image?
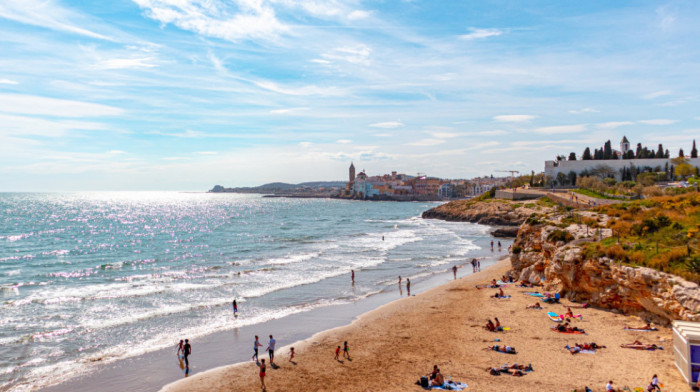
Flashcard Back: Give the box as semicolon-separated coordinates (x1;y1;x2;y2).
406;278;411;295
452;265;457;279
183;339;191;370
232;299;238;315
351;269;355;283
252;335;263;362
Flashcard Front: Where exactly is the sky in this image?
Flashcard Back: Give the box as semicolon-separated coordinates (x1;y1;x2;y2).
0;0;699;191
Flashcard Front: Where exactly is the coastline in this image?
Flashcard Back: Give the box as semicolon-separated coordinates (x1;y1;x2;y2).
40;251;508;392
161;256;687;392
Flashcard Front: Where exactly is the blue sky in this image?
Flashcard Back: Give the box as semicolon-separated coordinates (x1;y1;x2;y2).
0;0;698;191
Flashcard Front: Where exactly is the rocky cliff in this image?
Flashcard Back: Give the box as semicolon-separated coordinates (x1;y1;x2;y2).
511;212;700;324
422;199;552;226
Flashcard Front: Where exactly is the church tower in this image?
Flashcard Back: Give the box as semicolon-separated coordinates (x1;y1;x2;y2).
620;136;630;155
349;162;356;182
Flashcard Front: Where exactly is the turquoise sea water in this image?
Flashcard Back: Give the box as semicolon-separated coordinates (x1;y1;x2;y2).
0;192;501;391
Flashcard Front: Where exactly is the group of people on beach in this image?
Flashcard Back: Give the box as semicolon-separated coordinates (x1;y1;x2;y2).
175;339;192;374
252;334;286;390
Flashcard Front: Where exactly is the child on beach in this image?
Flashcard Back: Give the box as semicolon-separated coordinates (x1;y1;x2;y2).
176;339;184;358
343;341;350;359
334;346;340;360
259;359;266;390
289;347;295;362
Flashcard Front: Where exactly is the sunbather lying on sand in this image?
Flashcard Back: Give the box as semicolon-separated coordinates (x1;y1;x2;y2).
620;340;661;350
487;345;516;354
526;302;542;309
562;307;583;320
576;342;605;350
553;323;585;334
493;288;505;298
490;279;499;288
624;323;657;331
488;363;533;375
485;318;504;332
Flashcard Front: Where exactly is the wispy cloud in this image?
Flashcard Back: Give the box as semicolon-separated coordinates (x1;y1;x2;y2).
493;114;537;122
370;121;404;129
0;94;124;117
569;107;598;114
459;28;503;40
533;124;587;134
427;131;458;138
642;90;672;100
132;0;288;42
638;119;677;125
0;0;114;40
336;139;352;144
195;151;217;155
0;79;19;85
108;150;126;154
95;57;158;70
597;121;633;129
408;138;445;146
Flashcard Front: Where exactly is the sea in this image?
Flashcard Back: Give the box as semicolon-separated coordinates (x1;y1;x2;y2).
0;192;505;391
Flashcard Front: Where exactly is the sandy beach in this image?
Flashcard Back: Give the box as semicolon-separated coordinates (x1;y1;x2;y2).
161;257;687;392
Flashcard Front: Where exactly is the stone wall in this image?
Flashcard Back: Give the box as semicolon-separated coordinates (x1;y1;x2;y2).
544;157;700;181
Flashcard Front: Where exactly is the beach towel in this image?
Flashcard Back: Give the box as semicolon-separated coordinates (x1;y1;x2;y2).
494;295;511;299
527;292;545;297
623;327;658;332
430;381;468;390
547;312;562;322
553;329;585;334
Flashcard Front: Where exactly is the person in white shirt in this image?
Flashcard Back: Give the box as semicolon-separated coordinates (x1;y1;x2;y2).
267;335;276;364
606;380;616;392
649;374;660;391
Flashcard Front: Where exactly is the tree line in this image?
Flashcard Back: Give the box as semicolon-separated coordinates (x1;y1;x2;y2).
559;139;698;161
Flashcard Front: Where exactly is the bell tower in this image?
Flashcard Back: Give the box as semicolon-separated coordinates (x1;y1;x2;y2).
349;162;356;182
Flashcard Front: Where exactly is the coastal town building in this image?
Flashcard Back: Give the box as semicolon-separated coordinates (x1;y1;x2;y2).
545;137;700;184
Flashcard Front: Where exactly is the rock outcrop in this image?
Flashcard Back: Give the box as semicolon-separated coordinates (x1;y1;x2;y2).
422;199;552;226
511;216;700;324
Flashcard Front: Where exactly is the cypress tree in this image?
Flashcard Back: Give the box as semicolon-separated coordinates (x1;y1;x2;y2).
582;147;592;160
603;140;612;159
568;152;577;161
649;150;656;159
626;150;635;159
665;149;670;158
636;143;642;158
679;148;685;157
657;144;664;158
692;140;698;158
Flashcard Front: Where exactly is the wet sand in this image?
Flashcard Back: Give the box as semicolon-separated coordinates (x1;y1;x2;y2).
162;257;686;392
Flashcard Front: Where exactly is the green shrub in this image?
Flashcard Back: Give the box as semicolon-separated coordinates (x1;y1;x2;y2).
547;229;574;243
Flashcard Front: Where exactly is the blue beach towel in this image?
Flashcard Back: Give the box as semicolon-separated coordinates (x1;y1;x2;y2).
430;381;468;390
527;292;545;297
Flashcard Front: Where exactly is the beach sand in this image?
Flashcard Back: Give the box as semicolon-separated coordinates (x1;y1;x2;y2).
162;257;686;392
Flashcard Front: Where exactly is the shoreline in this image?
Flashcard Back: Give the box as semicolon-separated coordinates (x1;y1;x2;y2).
40;251;509;392
161;256;687;392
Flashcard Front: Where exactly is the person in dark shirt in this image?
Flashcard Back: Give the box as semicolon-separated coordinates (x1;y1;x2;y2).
183;339;191;369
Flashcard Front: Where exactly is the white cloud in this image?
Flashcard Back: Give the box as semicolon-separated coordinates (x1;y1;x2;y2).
408;138;445;146
372;133;392;137
569;107;598;114
0;113;109;137
347;10;371;20
254;80;344;96
133;0;288;42
0;0;114;40
95;57;158;70
427;131;458;139
195;151;217;155
162;157;191;160
493;114;537;122
533;124;587;134
597;121;633;129
108;150;126;154
269;107;309;114
638;119;677;125
471;130;508;136
0;94;124;117
0;79;19;85
642;90;672;100
336;139;352;144
321;45;372;66
459;28;503;40
299;141;312;147
370;121;404;129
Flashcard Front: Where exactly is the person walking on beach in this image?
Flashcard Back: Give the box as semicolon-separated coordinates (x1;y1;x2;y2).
398;276;402;284
259;359;267;390
343;341;350;359
406;278;411;295
267;335;276;364
498;241;501;250
490;240;494;250
252;335;263;362
334;345;341;360
183;339;191;370
288;347;295;362
452;265;458;279
351;269;355;283
649;374;661;391
176;339;184;358
477;259;481;271
232;299;238;316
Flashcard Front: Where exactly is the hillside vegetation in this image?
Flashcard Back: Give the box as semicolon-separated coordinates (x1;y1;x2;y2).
583;192;700;282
